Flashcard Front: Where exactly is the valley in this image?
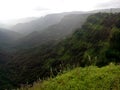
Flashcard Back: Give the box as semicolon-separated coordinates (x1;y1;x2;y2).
0;9;120;90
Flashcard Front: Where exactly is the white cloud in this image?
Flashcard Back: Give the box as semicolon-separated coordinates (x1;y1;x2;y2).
96;0;120;9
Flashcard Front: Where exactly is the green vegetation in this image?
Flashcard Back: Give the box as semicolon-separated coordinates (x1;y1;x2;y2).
0;13;120;90
20;64;120;90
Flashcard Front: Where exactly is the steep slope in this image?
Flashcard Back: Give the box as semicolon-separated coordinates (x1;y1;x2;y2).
17;14;90;48
1;13;120;90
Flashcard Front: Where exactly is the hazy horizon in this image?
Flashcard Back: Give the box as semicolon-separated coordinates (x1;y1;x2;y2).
0;0;120;25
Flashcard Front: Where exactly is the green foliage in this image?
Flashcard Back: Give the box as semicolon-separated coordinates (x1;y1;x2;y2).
20;64;120;90
1;13;120;90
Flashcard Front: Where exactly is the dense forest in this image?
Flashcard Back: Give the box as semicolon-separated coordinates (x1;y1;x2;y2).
0;13;120;90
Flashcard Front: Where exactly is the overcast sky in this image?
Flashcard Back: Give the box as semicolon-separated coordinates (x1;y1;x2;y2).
0;0;119;23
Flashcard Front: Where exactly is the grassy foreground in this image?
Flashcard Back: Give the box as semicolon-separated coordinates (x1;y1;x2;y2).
20;64;120;90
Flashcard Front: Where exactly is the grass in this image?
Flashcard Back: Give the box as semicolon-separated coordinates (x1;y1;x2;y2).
19;63;120;90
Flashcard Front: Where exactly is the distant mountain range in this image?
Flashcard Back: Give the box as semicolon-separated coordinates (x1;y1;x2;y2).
1;12;120;90
12;11;85;35
0;11;89;50
16;13;90;48
0;8;120;90
0;8;120;49
12;13;67;35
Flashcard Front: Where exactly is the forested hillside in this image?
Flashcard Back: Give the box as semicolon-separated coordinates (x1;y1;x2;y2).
0;13;120;90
